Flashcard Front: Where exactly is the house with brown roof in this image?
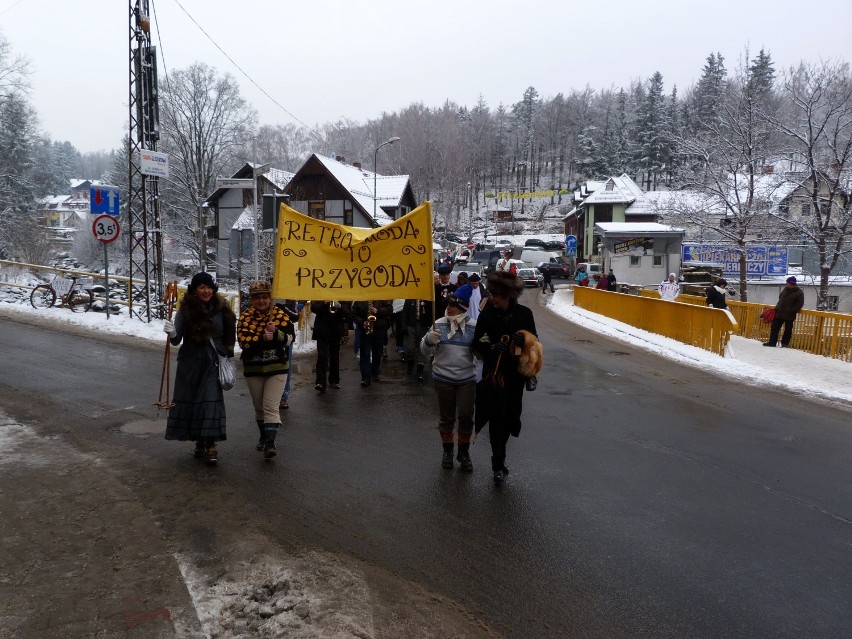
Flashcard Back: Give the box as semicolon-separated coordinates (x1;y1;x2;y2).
284;154;417;228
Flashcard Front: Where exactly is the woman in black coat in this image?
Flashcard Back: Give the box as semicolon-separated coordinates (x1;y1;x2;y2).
473;271;537;484
164;272;236;464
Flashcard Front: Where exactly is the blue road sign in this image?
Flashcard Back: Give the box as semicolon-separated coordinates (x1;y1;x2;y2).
565;234;578;257
90;185;120;216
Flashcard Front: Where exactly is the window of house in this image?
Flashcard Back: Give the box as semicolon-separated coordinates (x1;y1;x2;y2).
653;256;663;266
344;208;353;226
629;256;641;267
801;202;811;216
308;201;325;220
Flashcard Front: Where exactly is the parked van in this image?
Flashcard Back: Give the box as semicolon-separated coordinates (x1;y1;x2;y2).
577;262;602;278
472;250;504;275
520;248;561;265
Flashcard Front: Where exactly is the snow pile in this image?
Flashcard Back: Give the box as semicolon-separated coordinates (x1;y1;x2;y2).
176;551;374;638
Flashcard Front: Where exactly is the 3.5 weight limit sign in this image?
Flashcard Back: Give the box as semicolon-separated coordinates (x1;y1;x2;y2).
92;214;120;243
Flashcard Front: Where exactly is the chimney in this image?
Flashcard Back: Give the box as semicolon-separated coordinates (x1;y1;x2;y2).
335;156;345;163
353;162;362;170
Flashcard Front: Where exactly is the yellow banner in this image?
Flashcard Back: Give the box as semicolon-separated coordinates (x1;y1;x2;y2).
272;201;434;302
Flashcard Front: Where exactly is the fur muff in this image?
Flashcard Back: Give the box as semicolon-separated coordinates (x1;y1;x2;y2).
511;329;543;377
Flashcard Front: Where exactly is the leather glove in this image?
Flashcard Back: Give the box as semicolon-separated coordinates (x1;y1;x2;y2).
511;332;525;347
491;342;508;354
425;330;441;346
163;320;176;338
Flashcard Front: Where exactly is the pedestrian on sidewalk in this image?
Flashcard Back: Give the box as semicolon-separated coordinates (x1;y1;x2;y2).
764;276;805;348
541;266;555;294
421;285;478;471
163;271;236;465
237;281;295;459
705;278;729;309
473;271;538;484
659;273;680;301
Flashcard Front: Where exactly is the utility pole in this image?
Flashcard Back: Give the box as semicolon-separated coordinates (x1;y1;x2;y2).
128;0;164;321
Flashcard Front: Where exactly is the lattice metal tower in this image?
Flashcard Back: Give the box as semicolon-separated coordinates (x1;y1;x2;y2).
128;0;164;321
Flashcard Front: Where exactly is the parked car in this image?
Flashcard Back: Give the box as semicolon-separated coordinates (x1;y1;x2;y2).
544;240;566;251
524;238;547;248
518;267;544;288
537;261;570;279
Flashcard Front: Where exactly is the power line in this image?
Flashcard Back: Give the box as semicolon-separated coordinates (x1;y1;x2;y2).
169;0;321;137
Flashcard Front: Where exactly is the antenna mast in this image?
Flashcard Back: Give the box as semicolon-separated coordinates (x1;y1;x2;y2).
128;0;164;320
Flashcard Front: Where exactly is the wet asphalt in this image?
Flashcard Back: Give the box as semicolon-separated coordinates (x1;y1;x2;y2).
0;292;851;638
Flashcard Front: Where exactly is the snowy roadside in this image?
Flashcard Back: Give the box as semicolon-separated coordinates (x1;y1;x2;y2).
546;289;852;409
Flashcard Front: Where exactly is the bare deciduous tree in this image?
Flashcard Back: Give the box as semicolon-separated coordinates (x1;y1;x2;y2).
768;60;852;309
158;63;257;270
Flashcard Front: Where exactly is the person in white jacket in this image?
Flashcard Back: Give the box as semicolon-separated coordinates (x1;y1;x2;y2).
659;273;680;301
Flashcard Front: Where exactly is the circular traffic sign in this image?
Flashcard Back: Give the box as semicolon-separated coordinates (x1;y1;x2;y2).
92;214;121;243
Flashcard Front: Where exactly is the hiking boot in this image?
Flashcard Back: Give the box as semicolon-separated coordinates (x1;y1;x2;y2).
263;440;277;459
205;445;218;465
442;450;454;469
457;451;473;472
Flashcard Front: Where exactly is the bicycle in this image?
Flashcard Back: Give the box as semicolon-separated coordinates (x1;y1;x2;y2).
30;274;95;312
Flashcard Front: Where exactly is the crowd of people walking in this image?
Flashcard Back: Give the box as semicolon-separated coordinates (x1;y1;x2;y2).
164;267;542;484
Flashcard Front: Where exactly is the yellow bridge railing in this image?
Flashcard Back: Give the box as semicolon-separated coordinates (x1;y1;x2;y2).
639;289;852;363
574;286;737;356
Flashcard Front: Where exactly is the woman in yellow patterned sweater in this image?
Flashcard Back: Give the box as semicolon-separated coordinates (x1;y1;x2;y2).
237;281;295;458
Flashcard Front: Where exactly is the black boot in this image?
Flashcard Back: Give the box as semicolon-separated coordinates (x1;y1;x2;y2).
263;423;279;459
416;364;424;382
457;443;473;472
492;455;507;483
255;421;265;451
442;442;454;469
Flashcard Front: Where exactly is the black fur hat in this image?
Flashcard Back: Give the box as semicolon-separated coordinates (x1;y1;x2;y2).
487;271;524;299
188;271;217;294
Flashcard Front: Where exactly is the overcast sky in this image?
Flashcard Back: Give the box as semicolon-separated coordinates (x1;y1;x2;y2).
1;0;850;154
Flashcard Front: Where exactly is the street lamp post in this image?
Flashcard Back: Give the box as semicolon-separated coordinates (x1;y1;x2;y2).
374;137;400;222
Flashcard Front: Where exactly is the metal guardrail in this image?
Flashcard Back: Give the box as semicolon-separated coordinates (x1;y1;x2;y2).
574;286;738;356
638;289;852;363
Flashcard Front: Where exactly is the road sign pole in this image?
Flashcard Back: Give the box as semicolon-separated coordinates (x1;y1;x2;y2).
104;242;110;320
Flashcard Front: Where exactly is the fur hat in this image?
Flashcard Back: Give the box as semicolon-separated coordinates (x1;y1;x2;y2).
487;271;524;299
249;280;272;297
188;271;217;294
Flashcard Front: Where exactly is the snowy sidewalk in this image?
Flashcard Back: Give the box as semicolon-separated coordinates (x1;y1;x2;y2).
546;288;852;408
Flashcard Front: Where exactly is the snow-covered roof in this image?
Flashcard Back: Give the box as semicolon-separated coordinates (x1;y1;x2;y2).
313;154;409;226
231;206;255;230
645;189;727;215
581;174;656;216
266;168;294;191
595;222;685;235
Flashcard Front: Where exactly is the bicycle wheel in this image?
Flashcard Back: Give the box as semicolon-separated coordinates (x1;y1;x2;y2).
67;288;94;312
30;285;56;309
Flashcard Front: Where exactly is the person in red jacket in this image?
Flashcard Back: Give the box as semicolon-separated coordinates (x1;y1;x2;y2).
764;276;805;348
